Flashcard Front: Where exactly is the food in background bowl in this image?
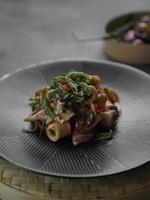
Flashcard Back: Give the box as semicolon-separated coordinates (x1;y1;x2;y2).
105;14;150;45
24;70;120;146
104;11;150;64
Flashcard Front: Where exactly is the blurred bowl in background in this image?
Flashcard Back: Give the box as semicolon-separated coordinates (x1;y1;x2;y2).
104;11;150;65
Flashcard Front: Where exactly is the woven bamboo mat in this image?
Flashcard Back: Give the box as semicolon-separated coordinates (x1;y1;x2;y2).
0;158;150;200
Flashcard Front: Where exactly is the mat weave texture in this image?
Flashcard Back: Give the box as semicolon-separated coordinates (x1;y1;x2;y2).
0;158;150;200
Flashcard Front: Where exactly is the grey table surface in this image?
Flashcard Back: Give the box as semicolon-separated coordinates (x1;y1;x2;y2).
0;0;149;77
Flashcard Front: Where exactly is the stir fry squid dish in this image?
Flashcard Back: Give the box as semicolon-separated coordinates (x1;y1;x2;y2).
24;71;120;145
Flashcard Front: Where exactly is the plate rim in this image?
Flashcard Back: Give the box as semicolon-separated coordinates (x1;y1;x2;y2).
1;58;150;83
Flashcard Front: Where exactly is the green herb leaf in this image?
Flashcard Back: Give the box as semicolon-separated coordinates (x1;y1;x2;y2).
50;75;65;89
94;130;113;142
43;95;55;119
66;71;90;84
70;94;84;104
78;82;92;96
55;87;69;100
43;105;55;118
64;77;78;93
28;97;36;107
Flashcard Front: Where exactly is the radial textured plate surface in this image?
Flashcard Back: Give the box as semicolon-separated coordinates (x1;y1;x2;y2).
0;59;150;177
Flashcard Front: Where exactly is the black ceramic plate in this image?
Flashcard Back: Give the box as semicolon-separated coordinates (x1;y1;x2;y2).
0;59;150;178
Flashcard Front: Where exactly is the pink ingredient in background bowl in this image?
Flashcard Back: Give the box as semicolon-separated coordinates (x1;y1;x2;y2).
132;38;143;45
124;30;135;43
140;15;150;23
